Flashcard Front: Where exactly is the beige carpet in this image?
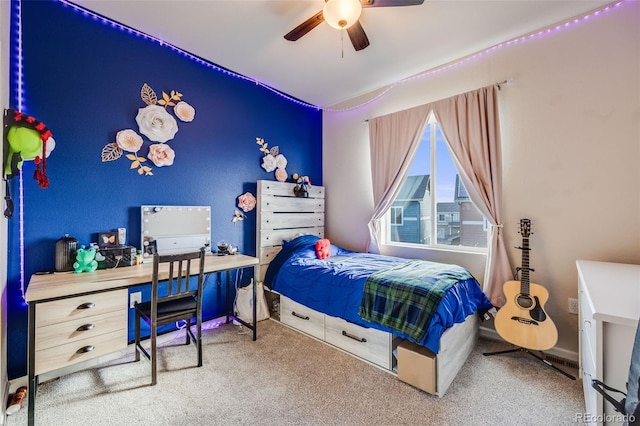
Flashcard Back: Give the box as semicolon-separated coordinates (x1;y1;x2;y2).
8;319;585;426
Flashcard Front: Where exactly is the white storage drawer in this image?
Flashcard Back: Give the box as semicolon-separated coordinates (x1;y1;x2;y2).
36;290;127;327
280;296;325;340
581;325;597;422
324;315;391;369
579;285;597;366
35;328;127;375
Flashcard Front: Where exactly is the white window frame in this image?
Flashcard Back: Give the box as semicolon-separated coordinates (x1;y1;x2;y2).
383;113;488;254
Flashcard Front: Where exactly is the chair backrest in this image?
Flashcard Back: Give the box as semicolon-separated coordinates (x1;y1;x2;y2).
151;247;205;307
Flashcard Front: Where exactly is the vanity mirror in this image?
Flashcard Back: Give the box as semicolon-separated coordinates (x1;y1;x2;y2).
140;205;211;261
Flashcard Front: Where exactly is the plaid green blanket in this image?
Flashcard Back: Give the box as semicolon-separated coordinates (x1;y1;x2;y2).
359;260;473;342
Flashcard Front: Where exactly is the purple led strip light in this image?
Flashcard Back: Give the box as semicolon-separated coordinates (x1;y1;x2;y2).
326;0;628;112
57;0;320;111
13;0;27;303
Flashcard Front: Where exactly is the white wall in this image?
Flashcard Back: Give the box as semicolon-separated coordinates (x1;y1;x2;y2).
323;3;640;356
0;0;10;420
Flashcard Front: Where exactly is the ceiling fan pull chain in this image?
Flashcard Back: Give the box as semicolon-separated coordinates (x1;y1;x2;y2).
341;29;344;58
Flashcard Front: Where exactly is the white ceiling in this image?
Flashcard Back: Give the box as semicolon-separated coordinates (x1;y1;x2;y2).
72;0;610;108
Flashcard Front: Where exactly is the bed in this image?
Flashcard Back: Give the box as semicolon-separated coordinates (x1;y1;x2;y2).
256;180;492;396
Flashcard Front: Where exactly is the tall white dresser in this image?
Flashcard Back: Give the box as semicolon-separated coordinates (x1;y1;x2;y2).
577;260;640;425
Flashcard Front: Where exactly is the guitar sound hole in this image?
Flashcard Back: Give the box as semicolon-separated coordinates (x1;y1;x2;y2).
516;294;534;309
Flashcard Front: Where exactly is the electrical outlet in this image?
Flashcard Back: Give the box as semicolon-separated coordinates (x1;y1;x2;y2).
129;291;142;308
568;298;579;315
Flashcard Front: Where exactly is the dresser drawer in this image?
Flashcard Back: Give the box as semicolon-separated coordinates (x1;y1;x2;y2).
581;324;598;423
324;315;391;369
280;296;325;340
36;290;127;327
35;328;127;375
579;287;597;362
36;309;127;350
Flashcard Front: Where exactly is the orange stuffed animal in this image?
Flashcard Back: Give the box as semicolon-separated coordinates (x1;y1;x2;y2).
315;238;331;259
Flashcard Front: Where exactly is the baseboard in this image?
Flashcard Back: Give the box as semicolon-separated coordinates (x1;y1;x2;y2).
479;325;579;368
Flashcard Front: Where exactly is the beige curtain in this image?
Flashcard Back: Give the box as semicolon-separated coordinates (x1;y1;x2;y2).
367;85;511;306
432;85;511;306
367;105;430;253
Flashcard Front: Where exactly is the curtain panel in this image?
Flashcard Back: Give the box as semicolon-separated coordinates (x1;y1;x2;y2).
367;85;511;306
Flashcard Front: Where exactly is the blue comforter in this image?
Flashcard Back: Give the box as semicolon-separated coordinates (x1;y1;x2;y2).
266;235;492;354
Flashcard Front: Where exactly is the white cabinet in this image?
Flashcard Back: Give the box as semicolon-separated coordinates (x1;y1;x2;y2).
577;260;640;425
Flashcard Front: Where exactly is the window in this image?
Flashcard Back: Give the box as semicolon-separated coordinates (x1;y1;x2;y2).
385;114;488;249
390;206;403;226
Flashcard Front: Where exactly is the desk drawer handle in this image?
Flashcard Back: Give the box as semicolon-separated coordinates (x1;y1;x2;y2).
76;345;94;354
342;330;367;343
76;324;95;332
76;302;95;310
291;311;309;321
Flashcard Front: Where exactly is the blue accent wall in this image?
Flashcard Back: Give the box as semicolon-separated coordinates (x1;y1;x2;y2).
6;0;322;379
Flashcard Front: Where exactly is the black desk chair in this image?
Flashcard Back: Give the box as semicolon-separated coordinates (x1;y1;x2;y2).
134;247;205;385
592;321;640;425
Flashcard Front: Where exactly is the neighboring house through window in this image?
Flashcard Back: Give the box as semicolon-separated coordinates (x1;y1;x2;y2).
386;114;488;249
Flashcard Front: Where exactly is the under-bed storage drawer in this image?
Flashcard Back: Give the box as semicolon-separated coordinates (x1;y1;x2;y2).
280;296;325;340
324;315;391;369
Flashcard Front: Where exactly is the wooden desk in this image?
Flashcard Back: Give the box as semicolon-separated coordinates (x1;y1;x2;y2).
25;253;259;426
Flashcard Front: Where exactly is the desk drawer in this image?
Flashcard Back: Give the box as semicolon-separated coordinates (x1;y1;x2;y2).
35;328;127;375
36;310;127;350
280;296;324;340
36;290;127;327
325;315;391;369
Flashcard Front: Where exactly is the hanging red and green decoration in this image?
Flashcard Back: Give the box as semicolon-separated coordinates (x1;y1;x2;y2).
2;109;56;218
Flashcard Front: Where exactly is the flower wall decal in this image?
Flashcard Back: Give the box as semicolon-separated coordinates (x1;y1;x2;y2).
136;105;178;143
101;83;196;175
256;137;288;182
237;192;256;213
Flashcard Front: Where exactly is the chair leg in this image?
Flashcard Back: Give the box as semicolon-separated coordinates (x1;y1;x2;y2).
185;320;191;345
134;311;140;362
151;326;157;386
197;316;202;368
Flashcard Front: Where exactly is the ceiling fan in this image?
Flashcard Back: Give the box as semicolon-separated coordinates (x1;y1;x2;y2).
284;0;425;52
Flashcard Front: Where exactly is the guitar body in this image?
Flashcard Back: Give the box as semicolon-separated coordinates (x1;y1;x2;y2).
495;280;558;351
495;219;559;351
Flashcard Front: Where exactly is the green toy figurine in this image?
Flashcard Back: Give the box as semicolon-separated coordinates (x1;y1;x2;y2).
73;247;98;273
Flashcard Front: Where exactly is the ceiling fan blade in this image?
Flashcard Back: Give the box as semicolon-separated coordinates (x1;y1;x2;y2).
347;21;370;52
361;0;424;7
284;10;324;41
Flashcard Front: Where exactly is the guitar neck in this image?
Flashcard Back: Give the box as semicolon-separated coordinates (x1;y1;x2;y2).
521;237;530;294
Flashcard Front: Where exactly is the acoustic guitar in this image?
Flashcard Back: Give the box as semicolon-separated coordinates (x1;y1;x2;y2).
494;219;558;351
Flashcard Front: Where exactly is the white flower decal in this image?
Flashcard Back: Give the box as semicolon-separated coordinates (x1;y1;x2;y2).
261;154;277;172
275;154;287;170
116;129;143;152
135;105;178;143
174;101;195;122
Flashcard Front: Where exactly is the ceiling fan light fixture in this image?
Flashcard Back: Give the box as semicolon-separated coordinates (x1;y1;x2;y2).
323;0;363;30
